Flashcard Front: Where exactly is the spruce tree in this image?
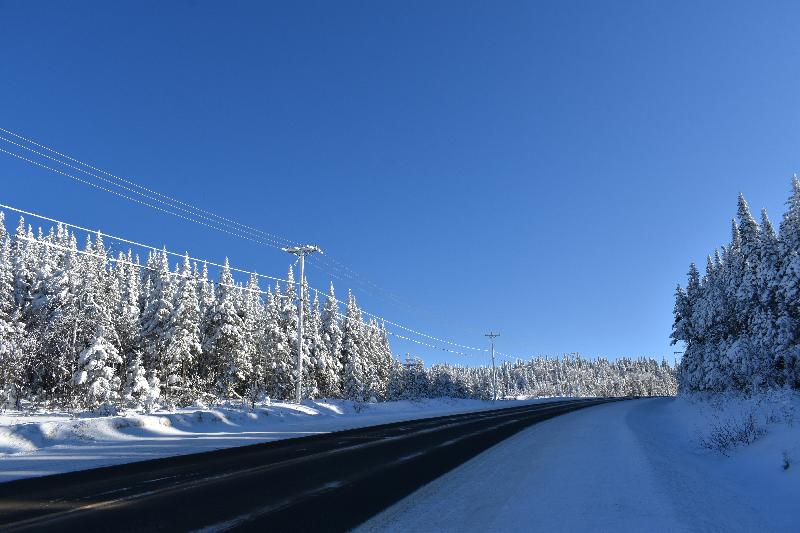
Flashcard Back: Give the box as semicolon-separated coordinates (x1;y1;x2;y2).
262;285;293;400
73;325;122;408
140;249;174;377
163;254;203;405
201;258;250;399
320;282;343;397
341;291;368;402
241;272;266;402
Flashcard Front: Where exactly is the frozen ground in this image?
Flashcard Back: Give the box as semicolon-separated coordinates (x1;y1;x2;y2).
0;397;558;483
359;394;800;533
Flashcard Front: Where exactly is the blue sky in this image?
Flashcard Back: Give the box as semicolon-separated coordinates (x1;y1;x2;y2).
2;1;800;365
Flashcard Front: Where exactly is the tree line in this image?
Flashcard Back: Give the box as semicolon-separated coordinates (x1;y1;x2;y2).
671;177;800;393
0;211;676;410
394;355;676;400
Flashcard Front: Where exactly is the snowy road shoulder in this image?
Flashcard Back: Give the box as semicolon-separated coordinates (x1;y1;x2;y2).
0;397;559;483
358;397;800;533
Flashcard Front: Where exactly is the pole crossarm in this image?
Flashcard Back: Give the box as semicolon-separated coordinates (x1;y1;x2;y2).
282;245;323;256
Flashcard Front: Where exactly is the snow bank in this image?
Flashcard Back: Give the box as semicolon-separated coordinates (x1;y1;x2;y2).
359;395;800;532
0;397;557;483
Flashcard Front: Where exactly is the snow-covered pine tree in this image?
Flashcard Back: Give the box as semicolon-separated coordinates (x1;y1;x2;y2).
72;325;123;409
320;282;343;398
296;275;314;399
403;356;429;399
262;285;293;400
341;291;369;402
721;194;763;391
302;289;322;399
674;263;707;391
163;254;203;405
11;218;35;318
69;234;122;406
778;176;800;388
275;267;300;399
0;225;14;332
197;262;215;319
241;272;266;403
122;351;159;411
751;209;782;387
310;290;339;398
32;230;81;403
140;249;174;380
0;232;26;408
115;252;143;373
201;258;250;399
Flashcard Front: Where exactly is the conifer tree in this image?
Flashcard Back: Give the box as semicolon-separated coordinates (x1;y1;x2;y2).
342;291;368;401
242;272;266;402
140;249;174;376
310;290;339;397
262;286;293;400
163;254;203;404
0;233;25;407
202;258;250;398
73;325;122;408
122;351;158;411
320;282;343;397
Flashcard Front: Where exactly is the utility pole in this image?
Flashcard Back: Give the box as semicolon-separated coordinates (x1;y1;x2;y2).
485;332;500;401
283;245;323;404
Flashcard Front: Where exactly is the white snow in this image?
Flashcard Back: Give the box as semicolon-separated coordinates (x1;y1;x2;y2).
0;397;560;483
358;395;800;532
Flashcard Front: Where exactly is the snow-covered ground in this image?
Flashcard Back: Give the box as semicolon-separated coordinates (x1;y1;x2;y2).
0;397;559;483
359;394;800;532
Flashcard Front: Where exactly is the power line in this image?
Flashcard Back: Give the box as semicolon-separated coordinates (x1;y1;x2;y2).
309;285;489;353
0;133;292;250
1;201;511;362
17;235;291;299
0;127;395;292
0;202;293;286
23;235;481;358
0;127;295;248
0;141;460;352
0;130;405;306
333;312;477;359
0;147;287;251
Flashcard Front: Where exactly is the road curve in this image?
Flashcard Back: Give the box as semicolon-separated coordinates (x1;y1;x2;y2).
0;398;619;532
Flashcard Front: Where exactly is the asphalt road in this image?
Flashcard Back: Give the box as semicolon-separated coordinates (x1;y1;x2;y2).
0;398;619;532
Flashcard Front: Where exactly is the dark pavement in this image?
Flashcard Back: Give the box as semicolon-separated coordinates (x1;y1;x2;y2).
0;398;619;532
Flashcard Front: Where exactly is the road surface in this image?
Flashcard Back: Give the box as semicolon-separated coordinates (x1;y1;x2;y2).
0;398;617;532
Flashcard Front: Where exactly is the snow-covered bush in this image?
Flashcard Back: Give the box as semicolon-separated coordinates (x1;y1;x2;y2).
699;412;767;455
691;389;798;455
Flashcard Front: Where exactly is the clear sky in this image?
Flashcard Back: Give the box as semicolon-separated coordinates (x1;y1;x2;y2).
2;1;800;366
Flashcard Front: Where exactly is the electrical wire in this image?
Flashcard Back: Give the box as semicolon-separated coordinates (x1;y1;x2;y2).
2;201;516;361
311;285;489;353
0;127;295;247
16;235;291;299
0;202;293;286
0;128;397;299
